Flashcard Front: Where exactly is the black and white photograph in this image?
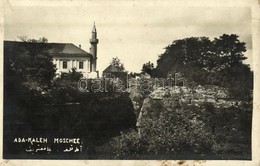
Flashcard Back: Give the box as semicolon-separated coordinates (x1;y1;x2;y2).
1;0;259;164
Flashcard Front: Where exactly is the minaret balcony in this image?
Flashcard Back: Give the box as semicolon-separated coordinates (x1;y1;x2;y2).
90;39;99;44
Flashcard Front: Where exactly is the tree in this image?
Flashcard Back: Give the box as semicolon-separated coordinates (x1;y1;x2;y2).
18;36;49;43
4;37;56;135
213;34;246;69
67;67;83;81
110;57;125;72
155;37;213;79
7;37;56;88
154;34;252;98
209;34;252;98
141;61;155;76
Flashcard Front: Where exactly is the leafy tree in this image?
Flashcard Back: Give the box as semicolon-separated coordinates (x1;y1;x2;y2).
18;36;49;43
154;34;252;98
6;37;56;88
4;37;56;137
141;61;155;76
155;37;213;81
213;34;246;69
68;67;83;81
110;57;125;72
209;34;252;98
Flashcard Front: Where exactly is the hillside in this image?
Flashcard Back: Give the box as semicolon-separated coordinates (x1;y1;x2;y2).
96;85;252;159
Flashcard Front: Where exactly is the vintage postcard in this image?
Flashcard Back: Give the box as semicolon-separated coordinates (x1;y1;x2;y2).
1;0;260;165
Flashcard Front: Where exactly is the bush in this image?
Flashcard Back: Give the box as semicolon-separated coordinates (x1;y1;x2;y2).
139;104;216;155
61;67;83;81
97;102;217;159
96;129;142;159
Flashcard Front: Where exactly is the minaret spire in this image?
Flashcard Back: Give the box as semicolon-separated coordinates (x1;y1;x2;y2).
92;21;96;33
90;22;99;72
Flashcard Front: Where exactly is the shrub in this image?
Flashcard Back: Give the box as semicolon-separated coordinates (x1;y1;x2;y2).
98;102;217;159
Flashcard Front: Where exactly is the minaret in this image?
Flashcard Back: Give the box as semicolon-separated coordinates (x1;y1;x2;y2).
89;22;99;72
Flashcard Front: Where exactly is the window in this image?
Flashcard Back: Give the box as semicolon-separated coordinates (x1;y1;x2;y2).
63;61;67;69
79;61;84;69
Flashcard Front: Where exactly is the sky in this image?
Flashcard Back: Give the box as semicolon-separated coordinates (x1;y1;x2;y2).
4;1;252;73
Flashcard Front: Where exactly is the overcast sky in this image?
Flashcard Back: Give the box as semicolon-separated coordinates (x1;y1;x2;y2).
4;1;252;72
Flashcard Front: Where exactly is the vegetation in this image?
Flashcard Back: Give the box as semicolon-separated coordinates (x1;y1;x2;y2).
96;100;252;159
110;57;125;72
151;34;253;99
98;34;253;159
97;102;213;159
4;38;136;158
4;34;252;159
6;37;56;89
141;61;155;76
